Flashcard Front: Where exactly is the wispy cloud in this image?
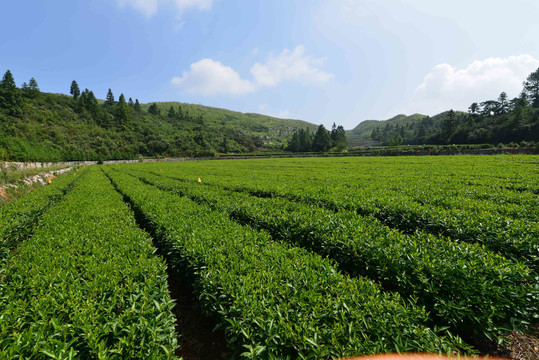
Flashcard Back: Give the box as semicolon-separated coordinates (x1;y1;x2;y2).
257;104;292;119
251;45;333;87
171;46;333;96
398;55;539;115
115;0;213;17
171;59;256;96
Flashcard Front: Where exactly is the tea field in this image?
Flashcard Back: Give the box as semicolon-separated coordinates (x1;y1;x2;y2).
0;155;537;359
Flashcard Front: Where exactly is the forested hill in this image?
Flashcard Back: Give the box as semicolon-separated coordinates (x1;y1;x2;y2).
347;68;539;147
346;114;427;146
0;72;318;162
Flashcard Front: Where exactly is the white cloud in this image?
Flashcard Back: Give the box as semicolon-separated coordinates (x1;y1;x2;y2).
171;59;256;96
256;106;292;119
251;45;333;87
173;0;212;12
115;0;212;17
116;0;159;17
275;109;291;118
172;46;333;96
402;55;539;115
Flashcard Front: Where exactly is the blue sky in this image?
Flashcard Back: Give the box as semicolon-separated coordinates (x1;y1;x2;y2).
1;0;539;129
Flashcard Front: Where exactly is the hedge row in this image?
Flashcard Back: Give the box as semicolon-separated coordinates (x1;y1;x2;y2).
151;168;538;272
126;168;537;342
0;168;81;269
104;167;466;359
0;168;178;358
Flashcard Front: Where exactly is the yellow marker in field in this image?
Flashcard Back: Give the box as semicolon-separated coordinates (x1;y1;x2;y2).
47;178;52;184
198;177;202;183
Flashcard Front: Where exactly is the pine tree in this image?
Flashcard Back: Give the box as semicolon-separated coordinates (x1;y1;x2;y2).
25;77;40;98
148;103;160;115
333;125;348;151
115;93;130;129
87;90;100;116
28;78;39;92
134;99;141;112
497;92;508;114
298;129;313;152
286;132;300;152
168;105;176;118
312;125;331;152
106;88;115;106
77;89;88;112
442;110;457;143
330;122;337;145
523;68;539;107
0;70;22;116
128;97;134;107
70;80;80;100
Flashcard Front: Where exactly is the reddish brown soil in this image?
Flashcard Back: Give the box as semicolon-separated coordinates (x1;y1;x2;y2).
0;187;9;201
492;326;539;360
165;270;234;360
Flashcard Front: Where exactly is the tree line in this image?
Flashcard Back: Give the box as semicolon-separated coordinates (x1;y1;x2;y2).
0;69;281;161
287;123;348;152
370;67;539;146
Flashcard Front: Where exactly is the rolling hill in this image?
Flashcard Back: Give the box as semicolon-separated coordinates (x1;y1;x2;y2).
346;114;427;146
0;88;319;162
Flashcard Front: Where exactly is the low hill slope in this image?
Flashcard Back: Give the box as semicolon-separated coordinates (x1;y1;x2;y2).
0;91;318;162
347;108;538;147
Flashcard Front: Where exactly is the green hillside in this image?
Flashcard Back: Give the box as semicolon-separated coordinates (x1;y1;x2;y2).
0;73;318;162
346;114;427;146
347;68;539;148
147;101;318;141
348;108;538;148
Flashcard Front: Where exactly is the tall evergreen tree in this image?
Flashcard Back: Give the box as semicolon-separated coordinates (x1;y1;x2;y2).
87;91;99;113
115;93;130;129
106;88;115;106
0;70;22;116
134;99;141;112
148;103;160;115
442;109;457;143
523;67;539;107
497;92;508;114
168;105;176;118
70;80;80;100
78;88;88;111
287;132;300;152
23;77;40;98
298;129;313;152
28;78;39;92
312;124;331;152
128;97;134;107
332;125;348;150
